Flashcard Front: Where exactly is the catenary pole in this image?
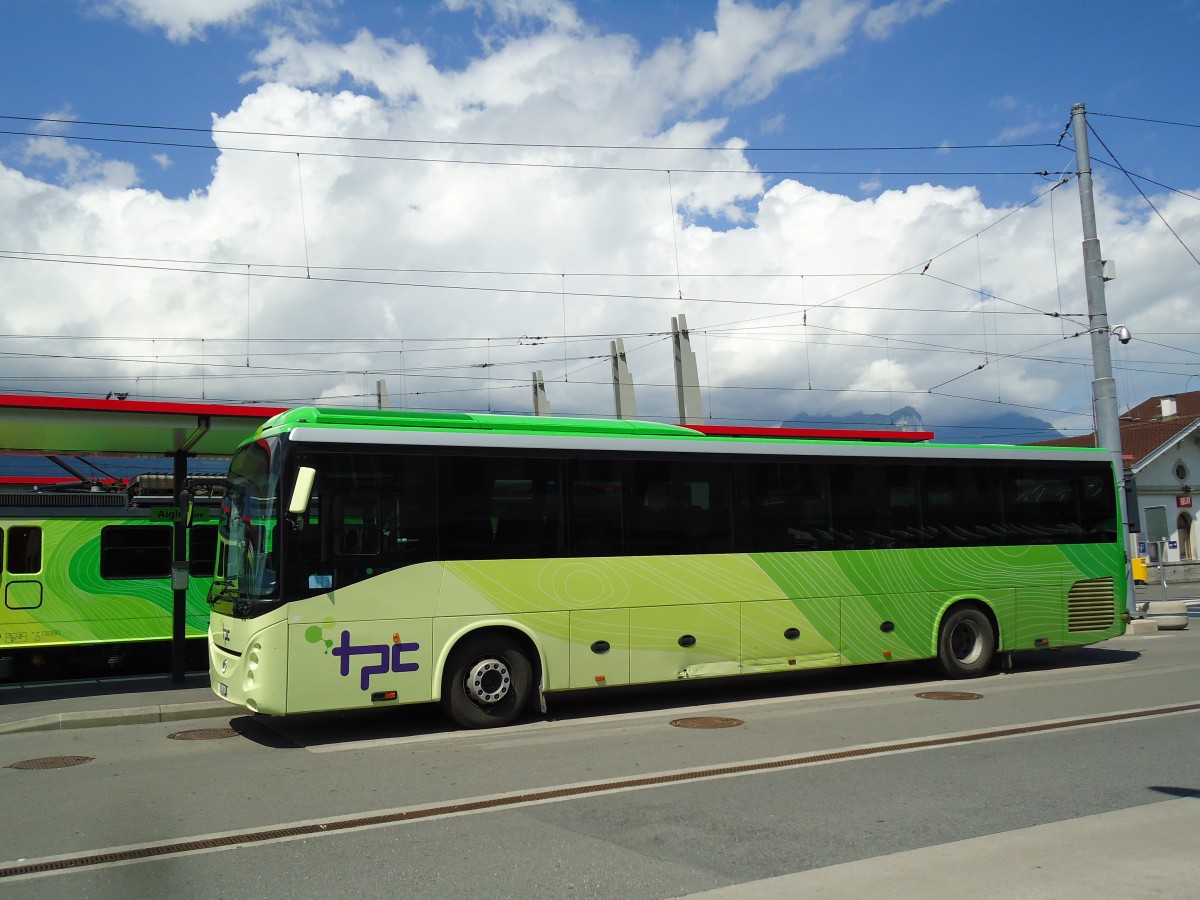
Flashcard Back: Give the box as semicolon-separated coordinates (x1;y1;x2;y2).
1071;102;1136;617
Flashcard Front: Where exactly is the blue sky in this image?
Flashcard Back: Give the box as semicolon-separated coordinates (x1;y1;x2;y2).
1;0;1198;437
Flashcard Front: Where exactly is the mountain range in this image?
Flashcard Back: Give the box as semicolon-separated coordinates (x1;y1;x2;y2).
781;406;1063;445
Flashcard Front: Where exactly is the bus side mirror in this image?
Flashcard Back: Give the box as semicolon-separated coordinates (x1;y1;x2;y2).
288;467;317;515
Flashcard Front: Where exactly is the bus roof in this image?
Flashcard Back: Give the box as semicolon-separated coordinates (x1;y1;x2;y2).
681;423;934;442
258;407;700;440
252;407;1109;462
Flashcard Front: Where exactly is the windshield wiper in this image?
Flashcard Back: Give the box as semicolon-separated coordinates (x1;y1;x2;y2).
207;581;239;607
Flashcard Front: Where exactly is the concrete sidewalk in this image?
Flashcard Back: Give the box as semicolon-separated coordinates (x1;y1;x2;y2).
0;671;229;735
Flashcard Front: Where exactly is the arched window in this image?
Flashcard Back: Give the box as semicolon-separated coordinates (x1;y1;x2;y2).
1177;512;1193;560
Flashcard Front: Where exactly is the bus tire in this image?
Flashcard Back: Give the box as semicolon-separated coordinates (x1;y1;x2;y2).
936;606;994;679
441;634;533;729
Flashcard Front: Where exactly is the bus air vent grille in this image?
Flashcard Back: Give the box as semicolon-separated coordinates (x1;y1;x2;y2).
1067;577;1115;632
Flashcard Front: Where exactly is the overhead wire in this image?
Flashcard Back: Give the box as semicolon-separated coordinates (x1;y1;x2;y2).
1086;122;1200;269
1;111;1192;423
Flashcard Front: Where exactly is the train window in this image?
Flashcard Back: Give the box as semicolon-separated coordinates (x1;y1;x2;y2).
100;525;173;579
189;525;218;578
7;526;42;574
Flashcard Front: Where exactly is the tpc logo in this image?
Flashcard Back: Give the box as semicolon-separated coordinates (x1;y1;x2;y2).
332;630;420;691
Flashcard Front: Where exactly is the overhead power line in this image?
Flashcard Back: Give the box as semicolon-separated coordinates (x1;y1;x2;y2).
1087;123;1200;269
0;250;1078;316
1091;112;1200;130
0;113;1061;153
0;127;1060;177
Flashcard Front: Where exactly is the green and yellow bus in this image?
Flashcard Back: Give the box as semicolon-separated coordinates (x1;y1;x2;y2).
207;408;1127;728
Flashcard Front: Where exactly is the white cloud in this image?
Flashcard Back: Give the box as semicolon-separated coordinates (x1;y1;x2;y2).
20;136;140;188
858;172;883;193
992;121;1046;143
647;0;869;107
443;0;584;32
760;113;786;135
863;0;954;40
2;1;1195;437
90;0;277;42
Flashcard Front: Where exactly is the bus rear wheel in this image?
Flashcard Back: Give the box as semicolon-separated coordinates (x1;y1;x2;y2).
936;606;994;679
441;634;533;729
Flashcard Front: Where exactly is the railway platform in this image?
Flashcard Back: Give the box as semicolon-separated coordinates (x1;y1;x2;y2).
0;671;224;735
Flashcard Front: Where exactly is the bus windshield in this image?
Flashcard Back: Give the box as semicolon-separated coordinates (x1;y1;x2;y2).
211;439;280;610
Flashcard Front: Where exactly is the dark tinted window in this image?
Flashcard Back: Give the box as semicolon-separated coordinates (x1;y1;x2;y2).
439;456;563;560
1004;465;1114;545
739;461;832;551
923;464;1006;546
7;526;41;574
628;459;732;555
189;524;218;578
297;451;438;566
101;525;172;579
567;459;624;556
830;464;922;550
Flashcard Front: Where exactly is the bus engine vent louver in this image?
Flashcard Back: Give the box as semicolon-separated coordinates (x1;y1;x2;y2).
1067;577;1115;632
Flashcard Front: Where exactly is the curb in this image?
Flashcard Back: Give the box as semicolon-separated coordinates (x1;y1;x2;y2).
0;700;231;736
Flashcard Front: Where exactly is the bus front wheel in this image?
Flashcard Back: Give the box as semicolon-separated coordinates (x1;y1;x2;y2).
936;607;994;679
442;634;533;729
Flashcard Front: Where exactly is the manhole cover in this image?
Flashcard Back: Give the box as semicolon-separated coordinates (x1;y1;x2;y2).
669;716;744;729
8;756;93;770
167;727;239;741
916;691;983;701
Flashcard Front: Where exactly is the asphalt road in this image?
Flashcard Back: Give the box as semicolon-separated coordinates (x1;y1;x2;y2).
2;621;1198;899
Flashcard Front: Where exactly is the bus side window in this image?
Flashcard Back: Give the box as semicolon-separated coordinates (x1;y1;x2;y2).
1080;472;1118;542
490;459;562;558
739;461;832;552
440;458;497;559
567;459;624;556
332;492;380;556
923;464;1005;546
629;460;733;555
8;526;40;574
439;456;563;560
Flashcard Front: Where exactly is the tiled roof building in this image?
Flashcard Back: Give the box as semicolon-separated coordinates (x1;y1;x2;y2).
1033;393;1200;562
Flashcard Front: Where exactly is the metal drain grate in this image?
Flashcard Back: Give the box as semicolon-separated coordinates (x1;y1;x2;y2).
167;727;239;741
8;756;93;770
916;691;983;701
669;716;744;729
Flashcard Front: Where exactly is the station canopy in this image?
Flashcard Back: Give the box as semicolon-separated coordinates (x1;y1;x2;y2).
0;394;286;459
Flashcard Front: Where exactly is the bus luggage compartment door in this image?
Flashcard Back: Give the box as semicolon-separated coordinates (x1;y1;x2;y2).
568;608;629;689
